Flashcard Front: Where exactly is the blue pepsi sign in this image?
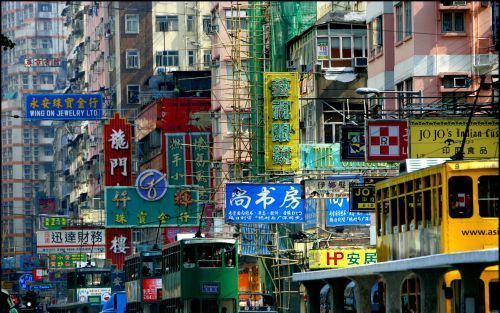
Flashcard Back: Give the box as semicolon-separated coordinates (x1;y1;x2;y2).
25;93;103;120
225;183;305;223
326;198;371;226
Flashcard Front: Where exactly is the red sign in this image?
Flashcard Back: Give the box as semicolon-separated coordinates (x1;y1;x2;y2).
142;278;162;301
32;268;48;281
105;228;132;271
104;113;133;186
366;120;408;161
39;198;57;215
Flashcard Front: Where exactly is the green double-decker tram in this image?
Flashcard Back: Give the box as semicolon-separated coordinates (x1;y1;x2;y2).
161;238;238;313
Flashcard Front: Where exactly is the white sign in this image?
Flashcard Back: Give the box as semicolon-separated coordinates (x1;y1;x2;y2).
36;229;106;254
77;288;111;304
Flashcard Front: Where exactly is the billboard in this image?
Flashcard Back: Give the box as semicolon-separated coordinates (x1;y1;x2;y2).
409;118;498;158
304;177;361;199
104;113;133;186
25;94;102;120
308;249;377;269
36;229;106;254
304;199;318;230
105;186;200;227
225;183;304;223
367;120;408;161
349;185;376;212
165;133;187;186
264;72;300;171
143;278;162;301
39;198;57;215
47;254;85;269
77;288;111;304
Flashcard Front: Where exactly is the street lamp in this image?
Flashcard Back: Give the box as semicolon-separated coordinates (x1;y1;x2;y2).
355;87;423;118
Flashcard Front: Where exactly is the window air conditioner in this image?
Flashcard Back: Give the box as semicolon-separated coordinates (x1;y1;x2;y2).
209;25;219;34
354;57;368;67
452;1;467;5
211;59;220;67
453;77;468;88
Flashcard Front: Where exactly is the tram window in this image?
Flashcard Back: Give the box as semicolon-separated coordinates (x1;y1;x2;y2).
489;281;500;312
423;190;431;227
391;198;398;233
401;276;420;313
399;196;406;231
415;193;423;229
383;202;390;235
183;246;195;268
202;299;218;313
407;194;415;230
448;176;473;218
478;176;499;217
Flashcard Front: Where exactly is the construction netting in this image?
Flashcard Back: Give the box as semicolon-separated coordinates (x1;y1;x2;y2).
270;2;317;71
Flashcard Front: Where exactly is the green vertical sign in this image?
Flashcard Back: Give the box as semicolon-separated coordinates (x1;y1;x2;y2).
166;133;186;186
190;133;210;189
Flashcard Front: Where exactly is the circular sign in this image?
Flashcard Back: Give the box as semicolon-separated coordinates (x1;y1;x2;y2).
135;169;168;201
19;274;33;290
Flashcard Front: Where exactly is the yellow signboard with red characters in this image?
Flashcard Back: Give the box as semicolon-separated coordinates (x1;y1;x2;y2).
308;249;377;269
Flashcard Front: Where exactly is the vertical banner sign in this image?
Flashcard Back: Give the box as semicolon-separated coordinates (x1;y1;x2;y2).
165;133;187;186
304;199;318;230
104;113;132;186
189;133;211;189
105;228;132;271
264;72;300;171
341;126;366;161
409;118;499;158
367;120;408;161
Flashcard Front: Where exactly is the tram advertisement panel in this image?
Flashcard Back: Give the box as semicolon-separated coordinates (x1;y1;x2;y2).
409;118;499;158
308;249;377;269
225;183;305;223
143;278;162;301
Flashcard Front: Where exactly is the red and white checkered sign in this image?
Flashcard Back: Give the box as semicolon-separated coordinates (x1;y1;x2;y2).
367;120;408;161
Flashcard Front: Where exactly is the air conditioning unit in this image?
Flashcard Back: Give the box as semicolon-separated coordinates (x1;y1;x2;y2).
452;1;467;5
92;198;103;210
474;54;493;67
211;59;220;67
82;151;89;161
453;77;468;88
354;57;368;67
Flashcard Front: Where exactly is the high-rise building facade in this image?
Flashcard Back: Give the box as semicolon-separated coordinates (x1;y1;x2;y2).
1;1;66;276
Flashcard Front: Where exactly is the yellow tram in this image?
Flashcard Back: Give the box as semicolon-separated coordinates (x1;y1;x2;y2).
374;159;498;312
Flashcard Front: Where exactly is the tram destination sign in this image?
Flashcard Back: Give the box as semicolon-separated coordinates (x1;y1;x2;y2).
349;184;376;212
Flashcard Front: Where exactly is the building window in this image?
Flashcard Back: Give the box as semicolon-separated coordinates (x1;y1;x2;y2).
41;39;52;49
396;78;414;112
369;15;383;57
156;51;179;67
396;1;412;41
330;36;352;59
404;1;412;37
156;16;178;32
188;50;195;66
202;16;211;33
225;10;247;30
125;14;139;34
187;15;195;32
126;49;140;69
227;112;250;133
127;85;140;104
38;3;52;12
203;50;212;68
212;111;221;135
40;74;53;84
442;12;465;32
395;3;404;42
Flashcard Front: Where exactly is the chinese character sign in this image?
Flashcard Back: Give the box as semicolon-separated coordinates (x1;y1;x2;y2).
39;215;68;230
308;249;377;269
105;228;132;270
326;198;371;226
47;254;85;269
104;113;132;186
24;58;62;67
225;183;304;223
105;186;200;227
165;133;187;186
25;94;102;120
409;118;498;159
190;133;211;189
36;229;106;254
264;73;300;171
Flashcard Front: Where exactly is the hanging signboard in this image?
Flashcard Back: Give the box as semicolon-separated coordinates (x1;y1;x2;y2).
25;94;102;120
36;229;106;254
366;120;408;161
225;183;304;223
165;133;187;186
104;113;133;186
264;72;300;171
40;215;68;230
105;228;132;271
341;126;366;161
326;198;371;226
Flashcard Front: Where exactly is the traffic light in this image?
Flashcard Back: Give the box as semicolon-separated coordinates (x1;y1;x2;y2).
23;291;37;309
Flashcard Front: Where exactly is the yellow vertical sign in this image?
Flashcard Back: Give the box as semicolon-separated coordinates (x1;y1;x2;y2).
264;72;300;171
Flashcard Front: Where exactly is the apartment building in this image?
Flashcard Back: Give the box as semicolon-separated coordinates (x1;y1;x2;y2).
366;1;497;114
1;1;66;275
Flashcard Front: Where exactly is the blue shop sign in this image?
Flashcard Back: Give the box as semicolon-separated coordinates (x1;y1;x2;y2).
25;93;103;120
